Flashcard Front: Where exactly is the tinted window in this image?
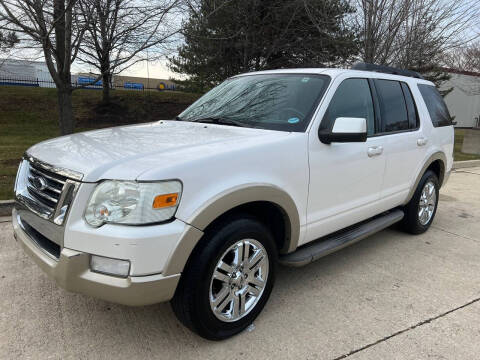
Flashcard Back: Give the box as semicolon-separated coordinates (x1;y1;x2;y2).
375;80;409;132
179;74;330;132
401;83;419;129
418;84;452;127
322;78;375;135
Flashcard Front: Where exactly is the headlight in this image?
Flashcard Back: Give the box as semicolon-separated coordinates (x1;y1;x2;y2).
84;180;182;227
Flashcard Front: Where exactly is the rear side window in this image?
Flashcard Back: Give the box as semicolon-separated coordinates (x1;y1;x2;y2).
418;84;452;127
322;78;375;136
401;83;419;129
374;79;409;132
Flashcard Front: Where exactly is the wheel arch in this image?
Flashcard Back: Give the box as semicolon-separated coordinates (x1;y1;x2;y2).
163;184;301;276
404;151;447;205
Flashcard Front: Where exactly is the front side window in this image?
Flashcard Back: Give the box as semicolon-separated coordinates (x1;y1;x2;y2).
375;79;409;132
178;74;330;132
321;78;375;136
418;84;452;127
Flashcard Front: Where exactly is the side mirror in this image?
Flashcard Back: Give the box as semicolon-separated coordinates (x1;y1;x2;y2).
319;117;368;144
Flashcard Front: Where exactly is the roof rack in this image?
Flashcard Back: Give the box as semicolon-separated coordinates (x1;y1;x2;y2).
351;62;424;80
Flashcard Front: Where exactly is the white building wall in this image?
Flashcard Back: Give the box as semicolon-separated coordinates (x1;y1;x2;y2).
442;73;480;128
0;59;54;87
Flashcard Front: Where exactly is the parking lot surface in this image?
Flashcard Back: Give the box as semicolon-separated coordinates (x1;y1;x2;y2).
1;168;480;360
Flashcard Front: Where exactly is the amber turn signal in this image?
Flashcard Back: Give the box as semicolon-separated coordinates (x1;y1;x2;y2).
152;193;178;209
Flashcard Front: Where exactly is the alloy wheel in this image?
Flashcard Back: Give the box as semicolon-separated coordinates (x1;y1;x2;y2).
209;239;269;322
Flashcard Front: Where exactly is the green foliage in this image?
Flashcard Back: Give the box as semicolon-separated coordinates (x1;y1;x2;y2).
170;0;358;92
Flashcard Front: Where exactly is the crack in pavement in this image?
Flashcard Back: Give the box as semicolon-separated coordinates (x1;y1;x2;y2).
432;225;480;243
331;297;480;360
453;170;480;176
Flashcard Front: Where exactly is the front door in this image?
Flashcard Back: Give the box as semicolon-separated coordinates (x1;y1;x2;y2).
305;77;386;245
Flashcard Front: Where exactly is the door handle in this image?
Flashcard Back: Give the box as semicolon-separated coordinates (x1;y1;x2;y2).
367;146;383;157
417;137;428;146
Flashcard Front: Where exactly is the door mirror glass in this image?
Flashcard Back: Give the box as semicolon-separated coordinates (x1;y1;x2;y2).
319;117;367;144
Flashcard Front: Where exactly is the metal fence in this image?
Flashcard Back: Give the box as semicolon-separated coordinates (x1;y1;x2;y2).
0;75;176;92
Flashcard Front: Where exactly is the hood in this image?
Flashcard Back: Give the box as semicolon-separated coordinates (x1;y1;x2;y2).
27;120;290;182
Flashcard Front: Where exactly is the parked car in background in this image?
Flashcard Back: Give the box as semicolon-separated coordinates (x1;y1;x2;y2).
13;63;454;340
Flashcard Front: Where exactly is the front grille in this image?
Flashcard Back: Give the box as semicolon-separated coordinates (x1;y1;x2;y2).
26;163;67;214
15;156;82;225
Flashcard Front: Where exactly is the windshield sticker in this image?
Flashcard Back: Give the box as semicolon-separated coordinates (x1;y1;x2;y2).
301;77;310;83
288;117;300;124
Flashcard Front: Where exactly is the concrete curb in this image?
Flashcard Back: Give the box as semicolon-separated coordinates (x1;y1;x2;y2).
0;200;14;217
453;159;480;169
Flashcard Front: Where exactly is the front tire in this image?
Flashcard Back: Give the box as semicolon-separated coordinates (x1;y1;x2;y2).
401;170;439;234
171;215;277;340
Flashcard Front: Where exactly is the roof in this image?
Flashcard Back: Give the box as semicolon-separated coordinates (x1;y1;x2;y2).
235;67;434;85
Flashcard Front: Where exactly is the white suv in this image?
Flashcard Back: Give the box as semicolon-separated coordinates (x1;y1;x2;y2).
12;64;454;340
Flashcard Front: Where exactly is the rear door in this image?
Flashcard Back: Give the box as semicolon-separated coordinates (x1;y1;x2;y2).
374;79;426;205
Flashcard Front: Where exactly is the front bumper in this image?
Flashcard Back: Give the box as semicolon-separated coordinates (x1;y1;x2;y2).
12;209;181;306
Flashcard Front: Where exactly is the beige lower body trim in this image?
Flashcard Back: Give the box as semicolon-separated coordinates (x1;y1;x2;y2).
186;184;301;254
404;152;447;205
13;211;180;306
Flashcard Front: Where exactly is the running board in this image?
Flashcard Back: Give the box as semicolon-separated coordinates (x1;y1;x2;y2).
279;209;404;267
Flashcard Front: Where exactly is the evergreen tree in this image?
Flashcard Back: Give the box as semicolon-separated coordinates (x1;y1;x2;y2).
170;0;358;92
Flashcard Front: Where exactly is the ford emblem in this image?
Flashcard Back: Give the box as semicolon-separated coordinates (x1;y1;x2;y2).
32;176;48;191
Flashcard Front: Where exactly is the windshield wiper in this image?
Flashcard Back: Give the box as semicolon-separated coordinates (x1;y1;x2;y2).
188;117;250;128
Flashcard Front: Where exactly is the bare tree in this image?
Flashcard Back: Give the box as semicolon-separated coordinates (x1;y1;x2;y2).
0;0;88;134
77;0;180;103
444;42;480;73
442;42;480;96
354;0;412;64
354;0;479;69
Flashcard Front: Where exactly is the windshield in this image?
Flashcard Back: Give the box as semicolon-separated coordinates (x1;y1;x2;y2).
178;74;330;132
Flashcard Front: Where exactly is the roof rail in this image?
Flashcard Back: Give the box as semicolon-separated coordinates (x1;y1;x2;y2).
351;62;424;80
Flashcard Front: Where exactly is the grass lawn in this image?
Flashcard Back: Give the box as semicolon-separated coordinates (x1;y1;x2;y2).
453;129;480;161
1;85;479;200
0;86;199;200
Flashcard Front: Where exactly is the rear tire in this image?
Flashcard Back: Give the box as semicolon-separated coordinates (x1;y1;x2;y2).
171;215;277;340
401;170;439;234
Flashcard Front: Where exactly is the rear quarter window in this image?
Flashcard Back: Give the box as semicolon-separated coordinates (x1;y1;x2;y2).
418;84;452;127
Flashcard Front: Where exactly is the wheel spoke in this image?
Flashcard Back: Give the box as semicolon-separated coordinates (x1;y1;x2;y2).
248;249;263;269
249;276;265;288
231;295;240;318
213;269;230;283
232;244;242;266
217;260;234;275
250;256;266;275
212;285;230;308
215;291;234;314
242;241;250;263
247;285;260;297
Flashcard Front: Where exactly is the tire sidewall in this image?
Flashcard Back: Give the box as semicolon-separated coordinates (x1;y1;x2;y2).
188;217;277;339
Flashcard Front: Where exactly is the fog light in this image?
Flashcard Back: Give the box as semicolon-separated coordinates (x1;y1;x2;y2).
90;255;130;277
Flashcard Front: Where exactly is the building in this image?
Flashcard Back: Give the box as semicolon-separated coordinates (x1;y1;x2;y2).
77;73;176;91
0;59;53;87
441;69;480;128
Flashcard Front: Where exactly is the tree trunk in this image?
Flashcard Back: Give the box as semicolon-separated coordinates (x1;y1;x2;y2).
102;72;111;104
57;88;75;135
